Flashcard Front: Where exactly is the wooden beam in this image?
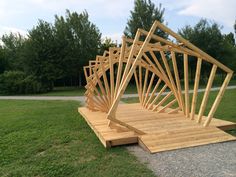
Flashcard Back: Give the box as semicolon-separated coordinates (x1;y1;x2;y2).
197;65;217;123
190;58;202;120
204;73;232;126
184;54;189;117
171;51;184;113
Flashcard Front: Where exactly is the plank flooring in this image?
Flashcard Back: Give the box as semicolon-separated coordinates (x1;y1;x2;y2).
78;103;236;153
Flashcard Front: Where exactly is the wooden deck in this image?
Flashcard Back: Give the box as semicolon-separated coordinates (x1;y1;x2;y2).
78;103;236;153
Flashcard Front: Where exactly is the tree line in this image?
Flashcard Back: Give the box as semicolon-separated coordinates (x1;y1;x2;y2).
0;0;236;94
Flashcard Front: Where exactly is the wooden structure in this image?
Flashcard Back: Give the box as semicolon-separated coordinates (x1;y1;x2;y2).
79;21;236;153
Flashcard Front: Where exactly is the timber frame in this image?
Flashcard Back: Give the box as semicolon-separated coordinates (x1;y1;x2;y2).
79;21;236;153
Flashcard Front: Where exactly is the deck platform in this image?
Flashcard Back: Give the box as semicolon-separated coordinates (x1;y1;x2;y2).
78;103;236;153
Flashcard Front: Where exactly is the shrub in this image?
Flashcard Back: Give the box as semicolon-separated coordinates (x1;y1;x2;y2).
0;71;42;94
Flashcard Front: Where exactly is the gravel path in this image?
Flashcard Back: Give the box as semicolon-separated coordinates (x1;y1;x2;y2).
0;85;236;101
127;141;236;177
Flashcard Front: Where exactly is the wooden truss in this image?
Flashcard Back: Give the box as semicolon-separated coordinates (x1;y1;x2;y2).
81;21;235;152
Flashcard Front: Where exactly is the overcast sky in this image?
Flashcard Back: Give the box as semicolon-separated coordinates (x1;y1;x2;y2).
0;0;235;42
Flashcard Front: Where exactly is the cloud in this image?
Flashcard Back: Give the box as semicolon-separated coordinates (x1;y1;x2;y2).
0;26;27;36
176;0;235;27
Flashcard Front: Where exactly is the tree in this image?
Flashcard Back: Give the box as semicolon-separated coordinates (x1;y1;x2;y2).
54;10;101;86
22;20;61;91
124;0;167;39
178;19;236;81
100;37;116;54
0;33;25;71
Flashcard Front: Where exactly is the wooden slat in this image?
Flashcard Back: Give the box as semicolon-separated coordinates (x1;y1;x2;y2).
109;50;115;103
143;73;155;106
158;99;177;113
134;69;142;103
204;73;232;126
114;36;126;97
190;58;202;120
139;65;143;103
197;65;217;123
184;54;189;117
171;51;184;112
148;84;167;110
160;51;180;107
141;69;149;105
144;79;162;108
153;92;172;111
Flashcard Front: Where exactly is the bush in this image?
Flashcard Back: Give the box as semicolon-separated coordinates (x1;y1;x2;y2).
0;71;42;94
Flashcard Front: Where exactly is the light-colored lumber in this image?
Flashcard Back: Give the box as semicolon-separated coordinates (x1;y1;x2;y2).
152;92;172;111
184;54;189;117
171;51;184;112
143;73;155;106
141;69;149;105
197;65;217;123
190;58;202;120
204;73;232;126
148;84;167;110
144;79;162;108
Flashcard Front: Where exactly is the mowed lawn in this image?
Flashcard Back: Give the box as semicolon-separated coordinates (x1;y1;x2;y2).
0;100;155;177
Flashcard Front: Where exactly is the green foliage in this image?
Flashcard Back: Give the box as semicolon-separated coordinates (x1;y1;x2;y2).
23;20;60;91
54;10;101;86
100;37;116;54
0;71;42;94
0;10;101;93
0;33;25;72
124;0;166;39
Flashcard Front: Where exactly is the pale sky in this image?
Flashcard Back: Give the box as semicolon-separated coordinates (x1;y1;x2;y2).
0;0;235;42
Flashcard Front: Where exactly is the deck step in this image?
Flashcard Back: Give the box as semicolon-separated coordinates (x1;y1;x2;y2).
139;127;236;153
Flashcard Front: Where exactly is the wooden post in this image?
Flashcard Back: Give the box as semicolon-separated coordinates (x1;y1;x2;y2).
184;54;189;117
171;51;185;113
197;65;217;123
190;58;202;120
204;73;232;126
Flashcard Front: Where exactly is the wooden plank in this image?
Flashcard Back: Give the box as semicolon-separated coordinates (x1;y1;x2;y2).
143;73;155;106
184;54;189;117
147;84;167;110
171;51;184;112
141;69;149;105
197;65;217;123
152;92;172;111
109;50;115;103
204;73;232;126
144;79;162;108
190;58;202;120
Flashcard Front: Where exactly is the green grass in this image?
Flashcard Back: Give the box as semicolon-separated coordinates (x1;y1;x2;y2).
122;89;236;123
0;100;155;177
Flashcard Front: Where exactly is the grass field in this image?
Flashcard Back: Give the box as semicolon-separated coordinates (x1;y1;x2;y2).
0;100;155;177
